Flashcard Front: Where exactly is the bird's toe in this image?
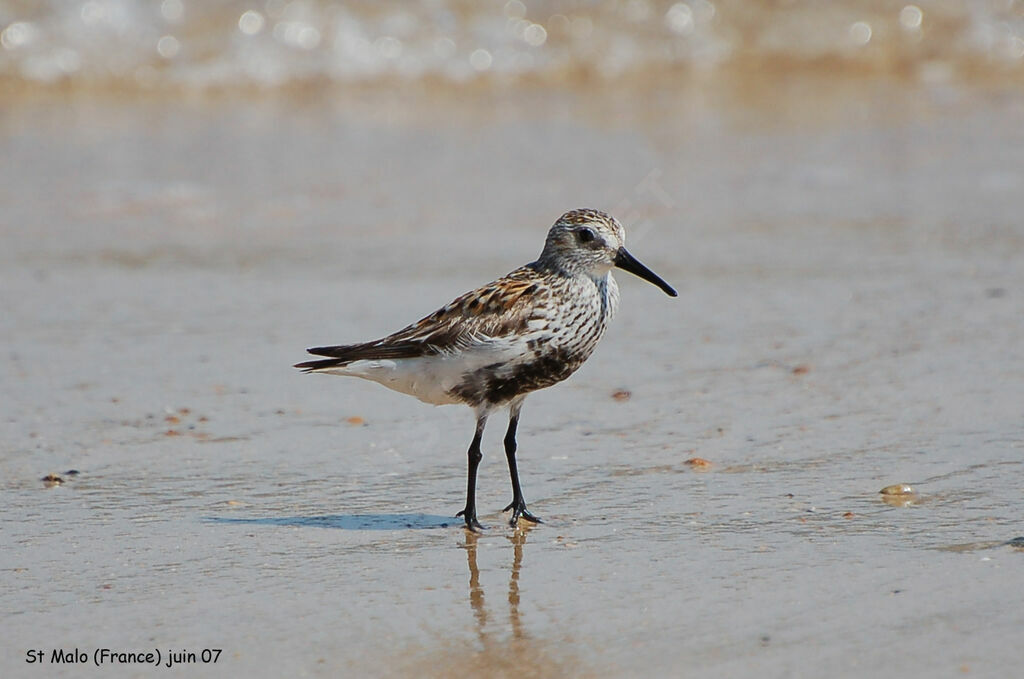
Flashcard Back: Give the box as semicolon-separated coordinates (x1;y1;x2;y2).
456;509;487;532
504;500;543;526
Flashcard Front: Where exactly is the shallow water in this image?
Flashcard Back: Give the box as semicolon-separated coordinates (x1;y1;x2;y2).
2;73;1024;677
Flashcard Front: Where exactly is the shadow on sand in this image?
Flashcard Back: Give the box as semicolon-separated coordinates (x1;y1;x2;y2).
204;513;456;530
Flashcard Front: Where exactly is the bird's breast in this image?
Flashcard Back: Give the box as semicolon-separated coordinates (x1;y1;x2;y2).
544;274;614;360
446;277;614;408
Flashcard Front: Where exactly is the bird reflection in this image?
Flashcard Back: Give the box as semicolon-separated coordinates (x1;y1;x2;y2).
462;525;533;645
417;526;582;677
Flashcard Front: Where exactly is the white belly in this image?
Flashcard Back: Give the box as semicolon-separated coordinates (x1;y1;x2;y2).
317;358;462;405
317;340;523;406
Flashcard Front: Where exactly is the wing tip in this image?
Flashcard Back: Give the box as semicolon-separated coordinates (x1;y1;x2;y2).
294;358;343;372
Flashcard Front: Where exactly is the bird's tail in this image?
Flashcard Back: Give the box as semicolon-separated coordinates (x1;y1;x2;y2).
294;341;428;373
293;357;351;373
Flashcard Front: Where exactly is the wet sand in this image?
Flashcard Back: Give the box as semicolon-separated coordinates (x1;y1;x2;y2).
2;77;1024;677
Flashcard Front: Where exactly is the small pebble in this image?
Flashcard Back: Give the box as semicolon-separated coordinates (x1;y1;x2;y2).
880;494;918;508
684;457;712;469
879;483;915;495
611;389;632;401
41;474;63;487
346;416;365;425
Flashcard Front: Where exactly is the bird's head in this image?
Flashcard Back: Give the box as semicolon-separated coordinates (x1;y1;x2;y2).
540;209;677;297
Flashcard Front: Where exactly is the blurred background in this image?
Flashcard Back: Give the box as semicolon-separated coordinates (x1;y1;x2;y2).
2;0;1023;264
4;0;1024;87
3;2;1024;678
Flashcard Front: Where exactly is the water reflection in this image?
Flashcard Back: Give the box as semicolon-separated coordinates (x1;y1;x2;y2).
399;524;585;678
462;525;533;645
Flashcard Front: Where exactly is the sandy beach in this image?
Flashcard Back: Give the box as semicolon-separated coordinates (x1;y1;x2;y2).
3;2;1024;675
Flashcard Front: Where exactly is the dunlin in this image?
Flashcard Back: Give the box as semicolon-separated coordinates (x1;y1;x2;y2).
295;209;676;530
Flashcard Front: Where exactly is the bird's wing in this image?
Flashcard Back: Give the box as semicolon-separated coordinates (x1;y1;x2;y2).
296;265;549;369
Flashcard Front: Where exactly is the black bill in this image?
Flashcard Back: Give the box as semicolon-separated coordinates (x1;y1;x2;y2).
613;248;678;297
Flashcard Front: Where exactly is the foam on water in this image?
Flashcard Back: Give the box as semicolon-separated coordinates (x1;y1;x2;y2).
1;0;1023;91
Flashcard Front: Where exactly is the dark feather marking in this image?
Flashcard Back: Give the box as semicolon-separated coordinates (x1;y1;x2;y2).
449;348;577;407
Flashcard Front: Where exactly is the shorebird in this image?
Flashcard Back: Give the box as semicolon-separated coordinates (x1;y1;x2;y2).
295;209;676;530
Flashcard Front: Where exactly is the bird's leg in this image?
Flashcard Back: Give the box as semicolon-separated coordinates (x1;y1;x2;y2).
456;415;488;532
502;405;542;526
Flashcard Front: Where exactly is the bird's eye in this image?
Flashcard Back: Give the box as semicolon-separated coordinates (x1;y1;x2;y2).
576;227;595;244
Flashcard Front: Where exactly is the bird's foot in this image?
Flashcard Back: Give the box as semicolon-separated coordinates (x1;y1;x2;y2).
456;508;487;532
503;498;543;527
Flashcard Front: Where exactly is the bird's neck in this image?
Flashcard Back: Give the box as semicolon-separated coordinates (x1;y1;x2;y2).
596;271;620;320
531;256;610;280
